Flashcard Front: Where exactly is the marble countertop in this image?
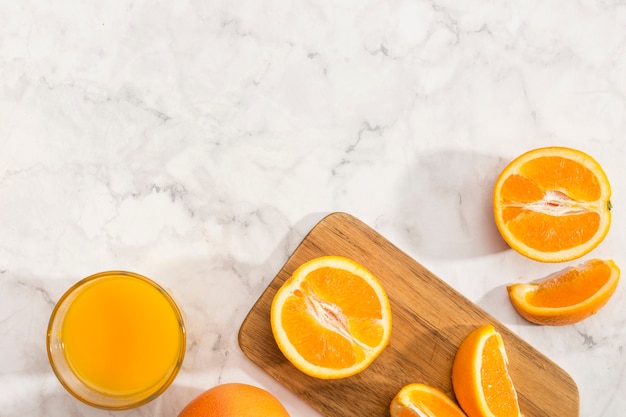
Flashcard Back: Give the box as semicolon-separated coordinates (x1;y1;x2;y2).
2;1;625;416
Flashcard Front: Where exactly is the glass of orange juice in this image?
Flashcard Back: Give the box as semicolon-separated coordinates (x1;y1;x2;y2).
46;271;186;409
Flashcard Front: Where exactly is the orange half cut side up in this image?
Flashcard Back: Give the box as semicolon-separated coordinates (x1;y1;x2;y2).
270;256;392;379
493;146;612;262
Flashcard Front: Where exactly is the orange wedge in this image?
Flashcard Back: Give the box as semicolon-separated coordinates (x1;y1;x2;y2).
507;258;620;326
451;325;521;417
390;383;467;417
493;146;612;262
270;255;392;379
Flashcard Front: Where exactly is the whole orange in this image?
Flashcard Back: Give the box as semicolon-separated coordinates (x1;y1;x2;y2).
177;383;290;417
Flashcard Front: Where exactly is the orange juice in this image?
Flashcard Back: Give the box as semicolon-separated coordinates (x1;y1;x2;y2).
59;273;184;396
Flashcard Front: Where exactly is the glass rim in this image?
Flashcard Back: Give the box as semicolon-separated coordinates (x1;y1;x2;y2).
46;270;186;410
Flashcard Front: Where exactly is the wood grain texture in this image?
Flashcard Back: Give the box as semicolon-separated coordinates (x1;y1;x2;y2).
238;212;579;417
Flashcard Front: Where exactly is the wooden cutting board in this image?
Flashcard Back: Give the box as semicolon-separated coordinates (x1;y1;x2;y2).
238;212;579;416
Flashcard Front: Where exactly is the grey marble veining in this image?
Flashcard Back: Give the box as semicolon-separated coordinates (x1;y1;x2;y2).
1;1;625;416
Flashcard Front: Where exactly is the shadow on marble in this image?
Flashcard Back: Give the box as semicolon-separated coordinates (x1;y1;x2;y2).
393;149;511;260
476;283;534;327
156;383;210;416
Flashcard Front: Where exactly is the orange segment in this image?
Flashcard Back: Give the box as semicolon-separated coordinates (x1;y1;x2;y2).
507;259;620;325
520;156;602;201
451;325;521;417
270;256;392;379
493;147;612;262
390;383;467;417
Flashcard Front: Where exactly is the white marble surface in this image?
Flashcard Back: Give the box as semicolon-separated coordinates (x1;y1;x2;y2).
1;1;625;416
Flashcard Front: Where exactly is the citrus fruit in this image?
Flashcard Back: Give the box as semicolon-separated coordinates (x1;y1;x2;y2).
177;383;290;417
493;146;612;262
451;325;521;417
507;258;620;326
270;255;392;379
390;383;467;417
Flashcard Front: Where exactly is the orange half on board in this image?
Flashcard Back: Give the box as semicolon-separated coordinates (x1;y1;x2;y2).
493;146;612;262
452;325;521;417
507;258;620;326
270;255;392;379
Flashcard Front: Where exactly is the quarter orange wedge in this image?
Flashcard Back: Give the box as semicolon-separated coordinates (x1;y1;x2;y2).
451;325;521;417
493;146;612;262
507;258;620;326
390;383;467;417
270;255;392;379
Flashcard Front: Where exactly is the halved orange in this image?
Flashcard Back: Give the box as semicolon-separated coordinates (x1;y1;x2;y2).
270;255;392;379
507;258;620;326
493;146;612;262
390;383;467;417
451;325;521;417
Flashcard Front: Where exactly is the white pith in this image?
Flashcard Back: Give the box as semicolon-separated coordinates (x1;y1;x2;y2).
391;401;433;417
393;387;439;417
511;190;595;216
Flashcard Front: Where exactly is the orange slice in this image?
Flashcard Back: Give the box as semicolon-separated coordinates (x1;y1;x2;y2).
390;383;467;417
270;255;392;379
507;258;620;326
451;325;521;417
493;146;612;262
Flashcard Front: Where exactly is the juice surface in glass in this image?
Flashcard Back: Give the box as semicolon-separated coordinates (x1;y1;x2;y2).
60;273;183;396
